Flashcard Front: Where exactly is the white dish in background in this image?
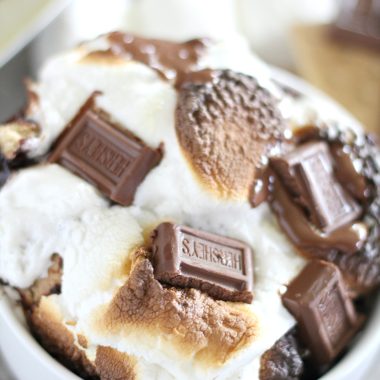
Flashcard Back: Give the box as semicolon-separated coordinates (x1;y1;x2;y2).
0;0;70;67
0;67;379;380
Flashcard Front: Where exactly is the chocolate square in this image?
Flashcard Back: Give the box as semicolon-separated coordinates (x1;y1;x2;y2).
49;103;161;206
152;222;254;303
271;142;361;233
282;260;363;365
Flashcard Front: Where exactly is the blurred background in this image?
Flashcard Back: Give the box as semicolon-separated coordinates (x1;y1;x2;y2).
0;0;379;377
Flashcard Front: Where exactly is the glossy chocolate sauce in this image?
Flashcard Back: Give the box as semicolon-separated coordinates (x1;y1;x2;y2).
269;125;376;260
249;166;272;207
294;126;371;202
86;32;209;88
270;174;366;256
330;143;371;202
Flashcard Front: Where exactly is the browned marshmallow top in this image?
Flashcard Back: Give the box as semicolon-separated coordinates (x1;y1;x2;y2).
176;70;286;199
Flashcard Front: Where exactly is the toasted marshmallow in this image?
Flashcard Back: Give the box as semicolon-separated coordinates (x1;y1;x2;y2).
0;165;106;288
0;32;313;380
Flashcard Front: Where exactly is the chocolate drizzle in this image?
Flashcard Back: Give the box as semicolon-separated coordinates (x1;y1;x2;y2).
270;173;366;256
249;167;272;207
319;126;380;294
271;142;362;233
270;123;380;295
85;32;208;88
330;142;371;202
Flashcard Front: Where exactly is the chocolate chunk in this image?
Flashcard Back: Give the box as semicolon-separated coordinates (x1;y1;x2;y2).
270;174;366;258
330;142;370;202
151;222;254;303
282;260;364;365
271;142;361;233
49;99;161;206
249;167;272;207
331;0;380;51
176;70;286;200
287;124;380;295
260;329;304;380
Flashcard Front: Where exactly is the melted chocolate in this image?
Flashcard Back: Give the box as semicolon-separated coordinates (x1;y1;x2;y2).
271;142;362;233
86;32;208;88
293;125;321;144
330;143;371;202
270;124;380;294
48;93;162;206
176;68;218;88
249;166;272;207
270;173;366;256
294;126;372;203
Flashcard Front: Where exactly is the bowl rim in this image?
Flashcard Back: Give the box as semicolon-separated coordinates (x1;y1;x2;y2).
0;292;80;379
0;67;379;380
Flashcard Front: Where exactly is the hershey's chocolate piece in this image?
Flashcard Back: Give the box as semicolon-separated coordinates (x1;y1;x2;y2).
271;142;361;233
249;167;272;207
151;222;254;303
329;143;370;202
331;0;380;51
49;104;161;206
282;260;364;366
274;124;380;295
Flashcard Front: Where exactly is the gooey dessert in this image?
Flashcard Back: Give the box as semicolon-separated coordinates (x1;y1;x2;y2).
0;31;379;380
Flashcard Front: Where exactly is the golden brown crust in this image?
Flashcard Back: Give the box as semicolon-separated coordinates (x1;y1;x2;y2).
97;248;258;368
0;119;39;160
27;296;98;379
176;70;286;200
18;254;63;310
95;346;137;380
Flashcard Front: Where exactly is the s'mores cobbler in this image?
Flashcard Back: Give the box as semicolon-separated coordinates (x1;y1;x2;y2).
0;30;379;380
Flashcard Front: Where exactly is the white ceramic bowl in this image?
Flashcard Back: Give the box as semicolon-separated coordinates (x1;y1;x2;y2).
0;68;379;380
